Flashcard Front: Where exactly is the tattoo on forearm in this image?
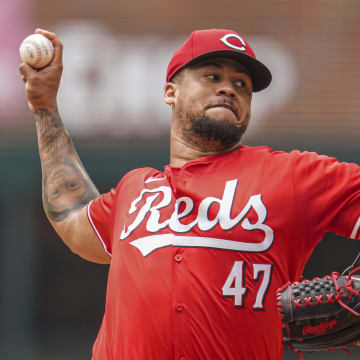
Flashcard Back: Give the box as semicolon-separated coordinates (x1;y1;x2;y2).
35;109;99;222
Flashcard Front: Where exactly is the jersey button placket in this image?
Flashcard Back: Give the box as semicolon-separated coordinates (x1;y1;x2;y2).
174;254;184;312
175;253;183;262
173;249;190;359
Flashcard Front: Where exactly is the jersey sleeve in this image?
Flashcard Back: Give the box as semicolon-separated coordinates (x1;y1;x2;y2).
292;151;360;241
87;187;117;257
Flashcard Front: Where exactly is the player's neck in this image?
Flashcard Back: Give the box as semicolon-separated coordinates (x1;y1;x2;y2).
169;129;240;167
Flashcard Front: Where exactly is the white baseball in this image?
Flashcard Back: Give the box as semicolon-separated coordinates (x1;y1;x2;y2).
19;34;54;69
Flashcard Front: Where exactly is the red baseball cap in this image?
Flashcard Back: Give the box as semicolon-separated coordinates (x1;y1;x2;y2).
166;29;272;92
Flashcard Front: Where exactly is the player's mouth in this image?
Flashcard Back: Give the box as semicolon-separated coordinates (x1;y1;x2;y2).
205;102;238;119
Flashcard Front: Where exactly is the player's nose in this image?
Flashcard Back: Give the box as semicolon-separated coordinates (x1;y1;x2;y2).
216;82;237;99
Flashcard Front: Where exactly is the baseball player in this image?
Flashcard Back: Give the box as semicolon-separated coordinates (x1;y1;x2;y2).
19;28;360;359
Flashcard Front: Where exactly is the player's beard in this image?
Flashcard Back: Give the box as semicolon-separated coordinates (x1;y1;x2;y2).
176;103;249;151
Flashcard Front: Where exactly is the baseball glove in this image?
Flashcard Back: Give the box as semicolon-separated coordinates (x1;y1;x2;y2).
277;253;360;359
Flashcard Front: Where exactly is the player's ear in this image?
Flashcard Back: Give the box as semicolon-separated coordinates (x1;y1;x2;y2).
163;82;176;105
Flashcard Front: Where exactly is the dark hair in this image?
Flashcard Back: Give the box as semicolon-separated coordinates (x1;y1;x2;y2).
170;69;185;84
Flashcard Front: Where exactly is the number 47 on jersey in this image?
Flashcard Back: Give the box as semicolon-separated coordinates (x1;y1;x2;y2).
222;261;273;309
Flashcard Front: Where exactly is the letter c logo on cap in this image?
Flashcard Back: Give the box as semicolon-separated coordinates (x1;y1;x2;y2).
220;34;247;52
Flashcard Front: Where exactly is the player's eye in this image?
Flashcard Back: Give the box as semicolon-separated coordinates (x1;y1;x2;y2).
205;74;219;81
235;79;246;88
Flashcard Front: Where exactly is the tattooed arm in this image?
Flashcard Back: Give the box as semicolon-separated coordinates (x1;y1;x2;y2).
19;29;111;264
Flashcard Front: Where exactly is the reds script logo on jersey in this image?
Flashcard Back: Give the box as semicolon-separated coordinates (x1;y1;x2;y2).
120;179;274;256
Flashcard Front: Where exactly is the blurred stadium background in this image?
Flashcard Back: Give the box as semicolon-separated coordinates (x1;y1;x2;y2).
1;0;360;359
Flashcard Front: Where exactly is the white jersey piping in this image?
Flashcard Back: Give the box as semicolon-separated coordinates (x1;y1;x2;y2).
87;200;112;257
350;216;360;240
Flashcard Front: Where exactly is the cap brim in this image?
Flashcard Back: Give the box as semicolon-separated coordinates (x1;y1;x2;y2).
183;50;272;92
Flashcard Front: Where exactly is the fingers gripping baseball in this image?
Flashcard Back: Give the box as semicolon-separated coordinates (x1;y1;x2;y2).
19;29;63;113
34;28;63;65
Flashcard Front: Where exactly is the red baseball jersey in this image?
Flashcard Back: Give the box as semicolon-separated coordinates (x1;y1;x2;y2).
87;145;360;360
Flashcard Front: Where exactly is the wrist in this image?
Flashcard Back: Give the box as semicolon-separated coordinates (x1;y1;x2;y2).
31;102;58;113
